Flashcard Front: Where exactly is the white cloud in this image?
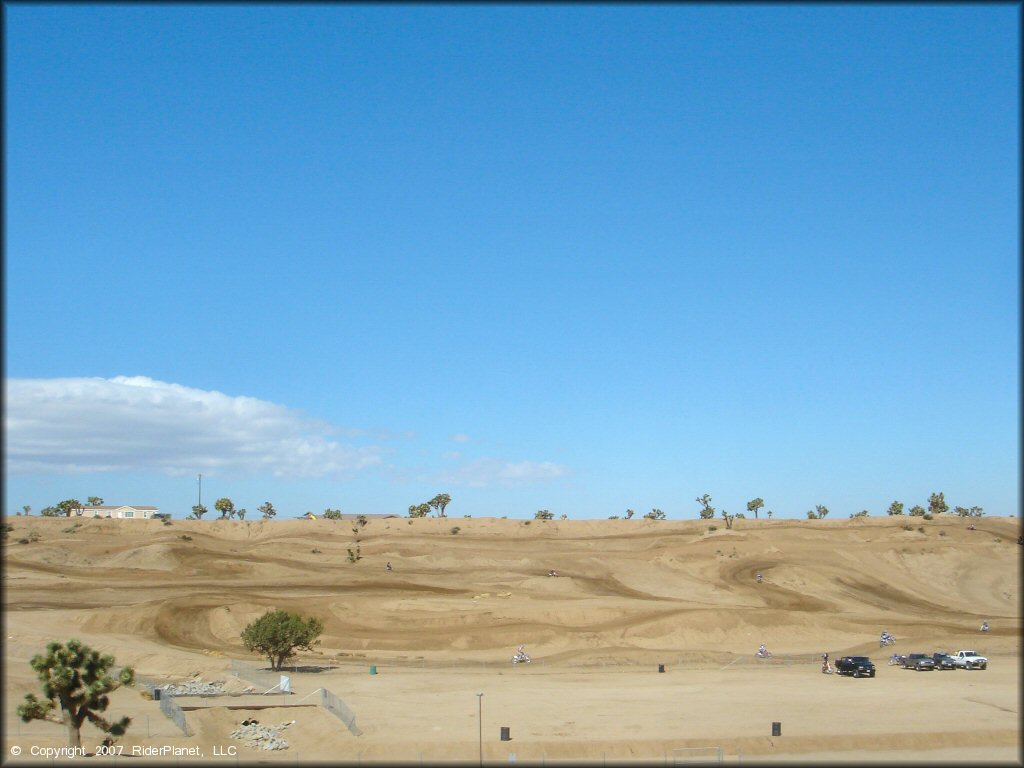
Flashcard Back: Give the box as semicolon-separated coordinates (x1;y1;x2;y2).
4;376;382;478
449;433;471;443
437;458;569;488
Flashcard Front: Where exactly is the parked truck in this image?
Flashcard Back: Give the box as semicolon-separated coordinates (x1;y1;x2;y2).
952;650;987;670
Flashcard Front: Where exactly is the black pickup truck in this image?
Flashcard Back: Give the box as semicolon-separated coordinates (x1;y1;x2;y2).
835;656;876;677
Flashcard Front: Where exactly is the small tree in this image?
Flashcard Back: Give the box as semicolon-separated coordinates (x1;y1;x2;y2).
535;510;554;520
969;506;984;517
954;506;970;517
928;492;948;516
17;639;135;750
40;506;61;517
851;510;869;518
56;499;83;518
87;497;104;507
323;509;342;520
721;509;734;529
236;508;247;521
806;509;818;519
625;509;635;519
766;509;773;519
240;610;324;671
909;505;925;517
214;498;235;519
258;502;276;520
408;504;429;518
887;501;904;516
560;513;568;520
696;494;715;520
746;497;764;520
189;504;208;520
815;505;829;519
430;493;452;518
644;508;666;520
356;515;368;528
22;505;31;516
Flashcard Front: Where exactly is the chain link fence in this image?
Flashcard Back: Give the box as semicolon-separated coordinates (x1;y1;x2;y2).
320;687;362;736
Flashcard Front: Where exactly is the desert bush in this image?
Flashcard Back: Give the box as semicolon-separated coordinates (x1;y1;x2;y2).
523;520;531;526
535;510;554;520
918;526;925;533
322;509;342;520
311;548;322;554
938;530;947;537
708;525;718;532
450;526;461;535
644;509;666;520
240;610;323;670
179;534;193;541
608;515;620;519
922;513;933;520
902;524;914;531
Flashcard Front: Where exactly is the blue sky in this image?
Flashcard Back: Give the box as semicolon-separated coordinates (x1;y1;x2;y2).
4;4;1019;520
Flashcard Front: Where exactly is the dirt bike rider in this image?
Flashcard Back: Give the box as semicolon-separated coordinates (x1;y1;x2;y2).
981;621;989;632
757;643;770;658
756;572;763;583
821;652;831;673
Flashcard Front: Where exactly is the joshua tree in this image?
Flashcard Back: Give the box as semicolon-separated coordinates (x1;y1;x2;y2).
17;639;135;750
408;504;430;518
721;509;734;529
236;508;247;520
625;509;635;519
535;510;554;520
429;493;452;518
909;505;925;517
22;505;31;516
815;505;829;519
887;501;904;516
928;492;949;516
696;494;715;520
189;504;208;519
87;497;104;507
746;497;764;519
644;508;666;520
214;498;235;519
258;501;276;520
56;499;83;518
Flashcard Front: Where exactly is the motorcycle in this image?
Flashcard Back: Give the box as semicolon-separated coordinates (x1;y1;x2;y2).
879;634;896;647
512;646;531;665
888;654;904;666
755;645;772;659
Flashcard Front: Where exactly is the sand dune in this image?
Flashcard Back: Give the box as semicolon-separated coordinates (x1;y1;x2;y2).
3;514;1019;764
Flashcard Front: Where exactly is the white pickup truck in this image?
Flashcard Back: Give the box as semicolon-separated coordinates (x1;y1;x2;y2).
952;650;988;670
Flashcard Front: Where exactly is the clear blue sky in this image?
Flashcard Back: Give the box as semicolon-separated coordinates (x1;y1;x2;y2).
4;4;1019;520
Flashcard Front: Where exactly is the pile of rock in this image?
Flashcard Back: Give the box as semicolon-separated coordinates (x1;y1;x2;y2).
160;678;227;696
229;719;295;751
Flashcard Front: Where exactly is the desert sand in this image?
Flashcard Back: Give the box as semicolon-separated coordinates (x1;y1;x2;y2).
3;514;1020;765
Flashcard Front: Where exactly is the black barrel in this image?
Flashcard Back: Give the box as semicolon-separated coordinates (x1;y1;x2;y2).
658;664;665;673
153;688;161;701
500;726;511;741
772;722;781;737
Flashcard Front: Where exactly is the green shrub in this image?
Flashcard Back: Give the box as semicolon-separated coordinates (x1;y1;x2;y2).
179;534;193;541
922;513;933;521
240;609;323;670
311;548;322;554
450;526;460;535
938;530;947;537
708;525;718;532
902;524;914;531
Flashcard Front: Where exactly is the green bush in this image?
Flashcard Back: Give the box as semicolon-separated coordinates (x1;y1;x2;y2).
450;526;460;535
179;534;193;541
902;524;914;531
240;610;324;670
708;525;718;532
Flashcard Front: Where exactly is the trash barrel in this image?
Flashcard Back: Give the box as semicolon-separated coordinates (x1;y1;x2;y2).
500;726;511;741
772;722;781;737
370;665;377;675
658;664;665;673
153;688;161;701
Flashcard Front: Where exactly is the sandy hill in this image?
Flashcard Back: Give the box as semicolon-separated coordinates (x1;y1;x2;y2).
3;514;1019;665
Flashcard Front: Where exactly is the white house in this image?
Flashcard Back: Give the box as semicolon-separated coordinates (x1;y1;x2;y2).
75;505;159;519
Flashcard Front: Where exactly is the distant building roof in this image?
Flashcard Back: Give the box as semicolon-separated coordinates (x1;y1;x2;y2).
85;505;158;511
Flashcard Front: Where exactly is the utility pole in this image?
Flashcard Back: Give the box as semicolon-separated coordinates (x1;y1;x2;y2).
477;692;483;767
198;473;202;508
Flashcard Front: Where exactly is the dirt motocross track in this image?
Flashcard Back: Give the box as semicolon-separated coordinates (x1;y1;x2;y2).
3;514;1020;764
